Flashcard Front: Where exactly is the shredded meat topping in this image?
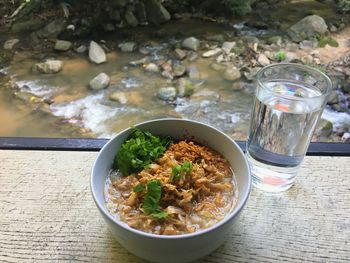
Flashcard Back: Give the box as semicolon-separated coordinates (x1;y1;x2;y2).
105;140;237;235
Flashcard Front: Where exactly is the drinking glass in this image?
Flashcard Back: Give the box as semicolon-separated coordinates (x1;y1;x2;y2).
246;63;332;192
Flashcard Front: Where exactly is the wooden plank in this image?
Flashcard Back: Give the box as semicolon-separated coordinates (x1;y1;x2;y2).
0;151;349;262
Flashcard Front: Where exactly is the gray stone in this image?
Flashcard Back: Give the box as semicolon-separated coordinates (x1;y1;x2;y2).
144;0;171;25
75;45;87;54
285;52;299;63
129;56;150;66
32;60;63;74
202;48;222;58
222;42;236;54
89;41;106;64
119;42;137;52
54;40;72;51
268;36;283;46
285;42;300;52
161;70;173;80
174;49;187;60
157;87;176;101
341;132;350;142
110;92;128;104
257;54;270;66
315;119;333;137
182;37;200;51
3;39;19;50
144;63;159;73
299;40;318;49
288;15;328;42
244;67;261;81
35;19;66;39
173;65;186;77
231;82;244;90
205;34;225;42
187;66;200;80
330;25;337;33
89;73;110;90
188;51;198;62
210;63;226;71
125;7;139;27
223;67;241;81
327;90;339;105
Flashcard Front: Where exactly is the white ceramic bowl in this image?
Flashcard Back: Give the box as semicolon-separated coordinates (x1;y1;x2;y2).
91;118;251;263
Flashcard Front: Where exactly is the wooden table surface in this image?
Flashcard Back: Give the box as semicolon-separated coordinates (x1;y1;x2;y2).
0;150;349;262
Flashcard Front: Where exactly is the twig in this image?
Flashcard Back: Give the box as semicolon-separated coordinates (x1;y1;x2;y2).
9;2;27;18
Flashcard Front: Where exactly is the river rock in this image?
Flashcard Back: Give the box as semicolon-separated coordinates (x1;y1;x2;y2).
299;40;317;49
222;42;236;54
110;92;128;104
54;40;72;51
244;67;261;81
285;52;299;63
35;19;66;38
210;63;226;71
144;0;171;25
144;63;159;73
288;15;328;42
177;78;194;97
174;48;187;60
157;87;176;101
205;34;225;42
231;82;244;91
89;41;106;64
341;132;350;142
3;39;19;50
11;18;45;33
187;66;200;80
327;90;339;105
130;56;150;66
315;119;333;137
202;48;222;58
125;7;138;27
257;53;270;66
188;51;198;62
89;73;110;90
75;45;87;54
182;37;200;51
301;54;314;65
223;67;241;81
268;36;283;46
32;60;63;74
119;42;136;52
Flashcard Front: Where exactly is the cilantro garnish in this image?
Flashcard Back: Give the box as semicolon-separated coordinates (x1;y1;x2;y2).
170;161;193;182
133;184;145;193
113;128;172;175
142;179;168;219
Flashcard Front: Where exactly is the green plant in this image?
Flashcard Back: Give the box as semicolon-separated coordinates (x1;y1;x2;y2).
275;51;286;62
318;37;339;48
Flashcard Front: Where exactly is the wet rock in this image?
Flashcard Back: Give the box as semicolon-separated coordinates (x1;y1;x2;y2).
3;39;19;50
222;42;236;54
11;18;45;33
187;66;200;80
177;78;194;97
110;92;128;104
15;91;42;103
267;36;283;46
125;6;139;27
161;70;173;80
35;19;66;38
188;51;198;62
89;41;106;64
210;63;226;71
191;89;220;102
119;42;137;52
145;0;171;25
173;65;186;77
102;23;116;32
342;84;350;94
75;45;87;54
157;87;176;101
32;60;63;74
329;25;337;33
130;56;150;66
315;119;333;137
341;132;350;142
144;63;159;73
243;36;259;52
202;48;222;58
231;82;244;91
288;15;328;42
299;40;317;49
244;67;261;81
285;42;300;52
182;37;200;51
174;48;187;60
54;40;72;51
223;67;241;81
327;90;339;105
89;73;110;90
257;54;270;66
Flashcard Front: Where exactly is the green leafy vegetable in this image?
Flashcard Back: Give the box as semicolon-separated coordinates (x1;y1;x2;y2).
133;184;145;193
113;128;172;175
142;179;168;219
170;161;193;182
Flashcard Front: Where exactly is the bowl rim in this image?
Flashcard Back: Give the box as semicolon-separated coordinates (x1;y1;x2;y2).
90;118;251;240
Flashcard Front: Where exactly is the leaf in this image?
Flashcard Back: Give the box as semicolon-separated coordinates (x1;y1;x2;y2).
170;161;193;182
142;179;167;219
133;184;145;193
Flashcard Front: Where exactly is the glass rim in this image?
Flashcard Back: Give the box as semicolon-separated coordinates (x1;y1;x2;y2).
256;63;333;101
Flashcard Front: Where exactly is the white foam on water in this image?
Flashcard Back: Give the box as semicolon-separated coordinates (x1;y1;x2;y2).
322;108;350;130
16;80;59;97
0;67;8;74
50;92;119;138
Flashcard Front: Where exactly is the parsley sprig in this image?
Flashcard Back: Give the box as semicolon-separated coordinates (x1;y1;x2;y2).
142;180;168;219
113;128;172;175
170;161;193;182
